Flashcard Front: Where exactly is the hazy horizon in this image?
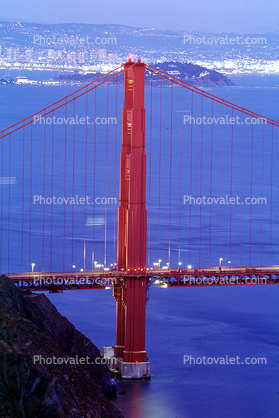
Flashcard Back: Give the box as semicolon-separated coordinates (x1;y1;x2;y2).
1;0;278;33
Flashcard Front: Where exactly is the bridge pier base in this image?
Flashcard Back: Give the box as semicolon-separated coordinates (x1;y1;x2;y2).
111;357;151;379
102;348;151;379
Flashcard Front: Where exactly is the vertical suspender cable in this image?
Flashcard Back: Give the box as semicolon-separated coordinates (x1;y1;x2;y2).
219;104;224;265
92;89;97;269
269;126;274;266
113;75;118;268
249;125;254;266
29;124;33;274
104;81;109;268
240;114;244;266
229;109;233;265
50;112;54;272
63;102;67;272
189;92;193;267
72;101;76;270
199;95;204;267
158;78;162;264
178;87;183;265
168;82;173;267
21;127;25;273
209;100;213;267
260;124;265;266
8;134;11;274
42;122;46;271
84;89;88;271
148;73;153;269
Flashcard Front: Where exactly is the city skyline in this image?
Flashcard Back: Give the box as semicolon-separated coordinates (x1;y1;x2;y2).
1;20;278;77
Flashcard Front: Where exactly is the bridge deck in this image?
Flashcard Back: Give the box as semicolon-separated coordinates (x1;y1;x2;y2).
6;266;279;292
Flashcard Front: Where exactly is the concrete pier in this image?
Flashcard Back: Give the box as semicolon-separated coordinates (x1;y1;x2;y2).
102;346;151;379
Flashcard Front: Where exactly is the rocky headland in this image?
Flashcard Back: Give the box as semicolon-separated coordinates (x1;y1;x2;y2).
0;275;123;418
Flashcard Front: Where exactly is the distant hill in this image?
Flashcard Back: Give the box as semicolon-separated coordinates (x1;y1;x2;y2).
52;61;235;87
146;62;235;87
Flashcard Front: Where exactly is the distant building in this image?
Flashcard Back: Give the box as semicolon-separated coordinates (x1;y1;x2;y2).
48;49;57;60
6;47;12;60
98;49;107;61
67;52;76;62
108;53;118;63
25;49;33;60
89;51;98;61
78;52;85;63
5;47;20;60
38;51;46;61
13;48;20;60
16;76;28;84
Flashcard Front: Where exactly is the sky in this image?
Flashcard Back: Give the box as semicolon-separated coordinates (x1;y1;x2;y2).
0;0;278;33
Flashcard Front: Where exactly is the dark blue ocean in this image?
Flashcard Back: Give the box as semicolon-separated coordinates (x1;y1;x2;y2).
0;73;279;417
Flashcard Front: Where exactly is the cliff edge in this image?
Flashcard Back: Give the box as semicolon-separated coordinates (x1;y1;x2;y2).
0;275;123;418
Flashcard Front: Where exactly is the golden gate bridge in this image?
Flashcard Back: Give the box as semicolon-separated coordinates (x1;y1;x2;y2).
0;59;278;378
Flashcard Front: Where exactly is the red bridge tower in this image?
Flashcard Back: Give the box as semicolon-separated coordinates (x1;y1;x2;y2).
107;59;150;379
